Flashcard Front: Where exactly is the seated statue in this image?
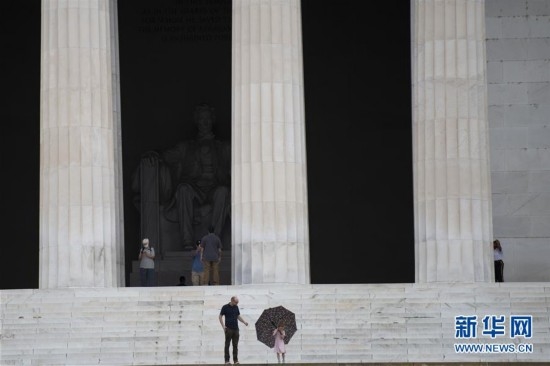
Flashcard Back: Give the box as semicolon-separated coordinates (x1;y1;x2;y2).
132;104;230;251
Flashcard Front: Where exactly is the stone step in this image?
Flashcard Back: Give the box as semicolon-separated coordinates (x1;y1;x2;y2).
1;284;549;364
77;364;550;366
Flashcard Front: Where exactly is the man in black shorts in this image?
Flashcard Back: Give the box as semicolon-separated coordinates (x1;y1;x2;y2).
219;296;249;364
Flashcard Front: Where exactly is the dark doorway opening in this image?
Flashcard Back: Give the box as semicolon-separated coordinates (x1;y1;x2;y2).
302;0;415;283
118;0;233;286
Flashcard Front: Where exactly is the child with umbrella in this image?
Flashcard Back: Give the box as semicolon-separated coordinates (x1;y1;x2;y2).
272;322;286;364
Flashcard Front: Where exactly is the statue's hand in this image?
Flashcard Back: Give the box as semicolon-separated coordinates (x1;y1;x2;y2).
141;151;160;166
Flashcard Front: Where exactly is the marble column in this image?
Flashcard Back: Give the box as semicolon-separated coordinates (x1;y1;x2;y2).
232;0;310;284
40;0;124;288
412;0;493;282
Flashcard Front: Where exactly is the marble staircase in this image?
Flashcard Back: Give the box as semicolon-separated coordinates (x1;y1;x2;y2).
1;283;549;365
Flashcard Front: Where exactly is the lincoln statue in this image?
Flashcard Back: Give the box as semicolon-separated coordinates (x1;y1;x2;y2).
132;104;231;251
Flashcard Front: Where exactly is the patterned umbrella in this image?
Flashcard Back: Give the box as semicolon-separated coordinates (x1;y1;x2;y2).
255;305;297;348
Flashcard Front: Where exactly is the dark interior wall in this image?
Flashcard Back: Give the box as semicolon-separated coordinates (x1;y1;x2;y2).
1;0;413;289
1;1;41;290
301;0;414;283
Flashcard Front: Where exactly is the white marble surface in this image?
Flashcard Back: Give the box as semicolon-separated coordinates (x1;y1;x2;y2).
232;0;309;285
412;0;494;282
486;0;550;282
40;0;124;288
1;283;549;364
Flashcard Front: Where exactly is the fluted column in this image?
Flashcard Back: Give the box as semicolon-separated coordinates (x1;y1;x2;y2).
232;0;310;284
412;0;493;282
40;0;124;288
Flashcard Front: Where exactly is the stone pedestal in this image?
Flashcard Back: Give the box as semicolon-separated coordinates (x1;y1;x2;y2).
412;0;493;282
232;0;310;284
40;0;124;288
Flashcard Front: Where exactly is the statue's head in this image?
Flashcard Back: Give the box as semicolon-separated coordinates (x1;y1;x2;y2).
193;103;216;134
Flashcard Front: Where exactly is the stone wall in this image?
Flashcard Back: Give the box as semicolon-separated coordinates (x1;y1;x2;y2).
486;0;550;281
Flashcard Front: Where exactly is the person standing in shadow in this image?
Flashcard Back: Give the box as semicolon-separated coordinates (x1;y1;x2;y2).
177;275;187;286
191;240;205;285
201;225;222;285
493;239;504;282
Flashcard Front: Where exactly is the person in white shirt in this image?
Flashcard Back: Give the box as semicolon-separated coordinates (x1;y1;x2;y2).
493;239;504;282
139;238;156;286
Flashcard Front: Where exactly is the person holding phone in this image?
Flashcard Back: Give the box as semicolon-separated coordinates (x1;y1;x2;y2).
138;238;156;286
191;240;205;285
